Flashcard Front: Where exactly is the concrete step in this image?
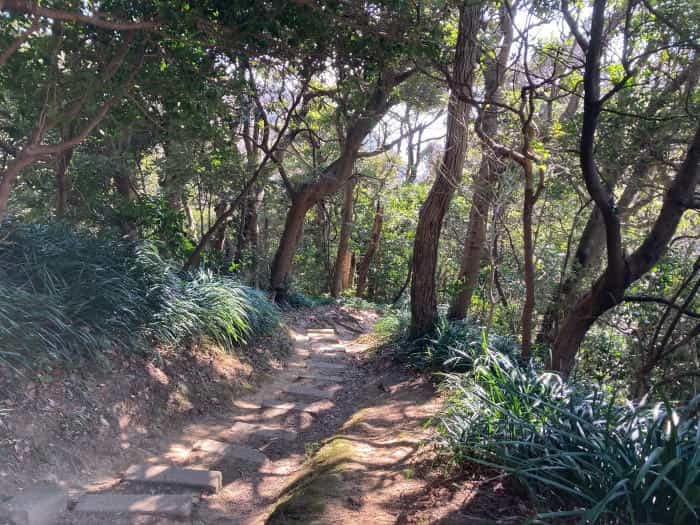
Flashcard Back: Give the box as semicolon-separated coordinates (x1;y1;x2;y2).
295;370;344;382
312;342;347;353
228;420;297;442
306;328;335;335
1;484;68;525
261;398;333;414
308;360;347;370
192;438;268;466
123;465;222;493
281;384;339;400
73;494;192;518
294;349;344;360
310;335;339;343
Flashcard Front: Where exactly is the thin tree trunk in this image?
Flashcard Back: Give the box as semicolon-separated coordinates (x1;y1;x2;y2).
331;176;356;297
114;170;138;240
520;162;537;360
448;3;513;320
54;146;74;217
211;199;228;253
410;1;481;338
356;202;383;297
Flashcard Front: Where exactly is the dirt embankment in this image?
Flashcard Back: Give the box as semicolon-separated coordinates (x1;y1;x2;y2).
0;329;292;497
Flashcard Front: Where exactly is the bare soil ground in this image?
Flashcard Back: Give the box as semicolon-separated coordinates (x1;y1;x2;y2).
0;330;292;497
1;305;531;524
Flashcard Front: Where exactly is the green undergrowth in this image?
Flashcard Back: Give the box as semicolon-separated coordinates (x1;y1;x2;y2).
374;314;700;522
0;222;281;370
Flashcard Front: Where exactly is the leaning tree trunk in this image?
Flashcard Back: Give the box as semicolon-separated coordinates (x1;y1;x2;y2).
0;154;33;221
448;152;502;319
269;71;408;297
409;1;480;338
550;123;699;375
331;176;357;297
356;202;383;297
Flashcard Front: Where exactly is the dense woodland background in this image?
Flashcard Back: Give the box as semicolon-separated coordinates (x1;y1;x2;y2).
1;0;699;521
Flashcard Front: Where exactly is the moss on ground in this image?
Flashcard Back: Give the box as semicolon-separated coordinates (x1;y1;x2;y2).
266;437;359;524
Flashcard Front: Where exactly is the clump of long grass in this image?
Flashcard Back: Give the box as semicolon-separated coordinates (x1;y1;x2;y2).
437;345;700;523
396;316;518;373
149;270;279;349
0;223;280;368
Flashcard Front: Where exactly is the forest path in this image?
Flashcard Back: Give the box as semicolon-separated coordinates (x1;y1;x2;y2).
57;307;416;524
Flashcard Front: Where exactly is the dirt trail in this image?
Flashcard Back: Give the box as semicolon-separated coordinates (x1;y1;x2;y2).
8;306;529;524
45;306;395;524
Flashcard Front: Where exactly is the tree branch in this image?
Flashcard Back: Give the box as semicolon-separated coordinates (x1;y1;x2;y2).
0;17;39;68
623;295;700;318
1;0;158;31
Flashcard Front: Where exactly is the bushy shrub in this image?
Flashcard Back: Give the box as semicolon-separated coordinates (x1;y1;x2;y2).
0;223;280;367
373;308;411;339
437;348;700;523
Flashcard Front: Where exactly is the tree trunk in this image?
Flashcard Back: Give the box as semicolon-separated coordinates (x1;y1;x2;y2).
448;3;512;320
538;162;644;345
449;155;502;319
331;176;356;297
520;163;536;360
409;1;480;338
54;147;74;217
0;154;33;221
550;123;700;374
114;170;138;240
270;192;314;296
211;199;228;253
356;202;383;297
269;71;408;297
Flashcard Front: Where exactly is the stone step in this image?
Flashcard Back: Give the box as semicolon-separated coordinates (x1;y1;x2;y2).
261;398;333;414
295;370;343;382
73;494;192;518
281;384;339;400
123;465;222;493
311;335;339;343
286;359;310;368
309;360;347;370
192;438;268;466
294;349;344;360
312;342;346;352
229;420;298;442
1;484;68;525
306;328;335;334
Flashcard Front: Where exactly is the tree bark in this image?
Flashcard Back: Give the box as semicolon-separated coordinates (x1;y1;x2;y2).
331;176;356;296
448;3;513;320
269;71;411;297
550;123;700;374
114;169;138;240
410;1;481;338
356;202;383;297
54;144;74;217
0;154;33;220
